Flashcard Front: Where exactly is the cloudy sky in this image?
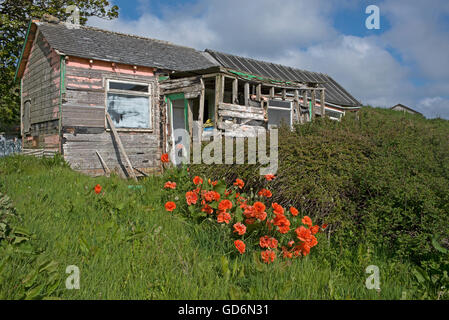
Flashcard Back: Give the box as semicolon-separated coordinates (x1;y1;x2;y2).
88;0;449;119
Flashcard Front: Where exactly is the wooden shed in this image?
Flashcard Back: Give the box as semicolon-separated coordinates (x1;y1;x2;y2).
15;19;361;178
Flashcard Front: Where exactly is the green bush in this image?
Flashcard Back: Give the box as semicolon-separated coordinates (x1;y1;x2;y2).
190;107;449;262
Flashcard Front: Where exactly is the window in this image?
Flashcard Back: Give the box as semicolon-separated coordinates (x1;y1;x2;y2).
325;108;345;121
106;79;152;129
267;100;292;128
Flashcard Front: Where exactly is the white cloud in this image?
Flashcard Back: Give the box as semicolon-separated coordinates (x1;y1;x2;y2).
416;97;449;119
275;35;413;107
381;0;449;81
87;0;449;119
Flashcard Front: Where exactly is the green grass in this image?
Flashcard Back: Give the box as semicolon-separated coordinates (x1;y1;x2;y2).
0;155;417;299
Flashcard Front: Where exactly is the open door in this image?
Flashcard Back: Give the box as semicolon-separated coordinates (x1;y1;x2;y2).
166;93;189;163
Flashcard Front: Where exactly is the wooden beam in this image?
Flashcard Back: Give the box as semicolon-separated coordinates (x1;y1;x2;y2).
311;89;316;119
187;99;193;138
303;89;309;122
282;89;286;100
96;150;110;175
320;89;325;117
256;84;261;101
270;87;275;99
198;78;205;139
244;82;250;106
232;78;238;104
214;74;221;127
105;112;138;181
294;90;300;123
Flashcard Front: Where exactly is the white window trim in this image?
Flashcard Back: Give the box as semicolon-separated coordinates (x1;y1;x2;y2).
267;100;293;128
105;78;153;131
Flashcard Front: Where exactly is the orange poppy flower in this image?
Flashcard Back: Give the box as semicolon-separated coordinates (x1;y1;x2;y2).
261;250;276;264
259;236;278;249
310;225;320;235
302;216;313;228
273;214;290;234
212;191;221;201
298;242;311;256
272;203;284;215
94;184;102;194
164;181;177;189
253;201;266;213
233;222;246;236
165;201;176;212
295;226;312;242
203;191;217;202
322;224;328;230
161;153;169;163
243;205;256;218
257;188;272;198
193;176;203;185
282;246;293;259
233;178;245;189
259;236;270;248
218;199;233;211
201;204;213;215
208;179;218;186
234;240;246;254
308;235;318;248
288;240;295;247
245;218;256;225
289;207;299;216
265;174;276;181
256;211;267;221
217;211;231;224
186;191;198;205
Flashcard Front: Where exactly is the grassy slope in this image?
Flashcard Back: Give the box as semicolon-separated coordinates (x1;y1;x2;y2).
1;156;413;299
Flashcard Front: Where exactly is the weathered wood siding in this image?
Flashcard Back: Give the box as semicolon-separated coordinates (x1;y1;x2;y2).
21;31;61;150
61;57;161;177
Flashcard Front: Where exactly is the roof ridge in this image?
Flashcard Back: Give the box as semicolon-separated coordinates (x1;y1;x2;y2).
36;20;200;52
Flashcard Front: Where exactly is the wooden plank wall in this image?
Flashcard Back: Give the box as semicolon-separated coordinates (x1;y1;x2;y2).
61;61;161;177
21;31;61;150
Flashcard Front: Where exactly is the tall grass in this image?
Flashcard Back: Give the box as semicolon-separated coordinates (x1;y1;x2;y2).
0;155;416;299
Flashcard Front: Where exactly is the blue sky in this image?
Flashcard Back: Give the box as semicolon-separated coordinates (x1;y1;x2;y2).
88;0;449;119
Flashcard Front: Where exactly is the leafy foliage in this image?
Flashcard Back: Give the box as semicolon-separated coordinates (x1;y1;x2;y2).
0;0;119;127
411;236;449;299
190;107;449;262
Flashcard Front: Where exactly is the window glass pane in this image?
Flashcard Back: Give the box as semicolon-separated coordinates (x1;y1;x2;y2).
268;108;291;128
109;81;149;92
269;100;291;109
107;93;150;128
326;110;343;119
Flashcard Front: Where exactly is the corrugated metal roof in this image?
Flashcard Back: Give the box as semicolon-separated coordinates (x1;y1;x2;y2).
206;49;361;107
36;22;218;72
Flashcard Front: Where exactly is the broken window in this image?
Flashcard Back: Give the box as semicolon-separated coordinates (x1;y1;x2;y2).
267;100;292;128
106;79;152;129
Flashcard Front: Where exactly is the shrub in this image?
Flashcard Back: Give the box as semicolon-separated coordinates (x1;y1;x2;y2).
190;107;449;262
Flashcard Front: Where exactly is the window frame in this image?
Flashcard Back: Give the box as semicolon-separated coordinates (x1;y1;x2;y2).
105;78;153;132
267;99;293;129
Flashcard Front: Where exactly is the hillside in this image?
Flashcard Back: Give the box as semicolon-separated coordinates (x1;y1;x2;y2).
0;106;448;300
